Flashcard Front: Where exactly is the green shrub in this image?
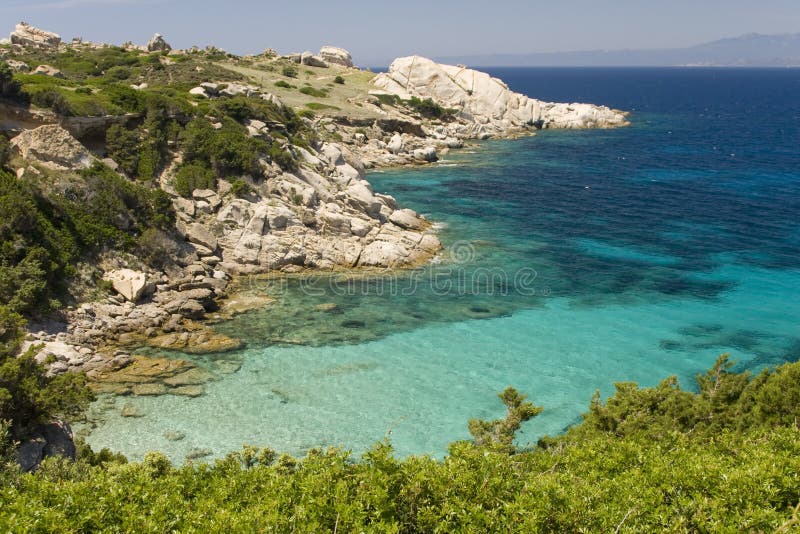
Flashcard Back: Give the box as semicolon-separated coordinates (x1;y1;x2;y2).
334;75;345;85
104;65;131;81
374;93;399;106
305;102;340;111
405;96;455;119
274;80;293;89
104;84;145;113
281;65;297;78
173;163;216;197
105;124;140;176
268;141;297;172
0;135;8;167
0;304;93;439
230;178;253;198
0;62;20;97
298;86;328;98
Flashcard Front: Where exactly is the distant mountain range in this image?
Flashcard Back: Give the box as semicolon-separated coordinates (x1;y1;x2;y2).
436;33;800;67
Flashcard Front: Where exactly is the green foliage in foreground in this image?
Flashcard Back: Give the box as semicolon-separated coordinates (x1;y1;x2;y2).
0;163;174;317
1;357;800;531
0;308;92;439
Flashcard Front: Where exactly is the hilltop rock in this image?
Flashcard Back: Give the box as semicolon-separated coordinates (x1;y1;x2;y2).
10;124;93;170
320;46;354;67
147;33;172;52
9;22;61;49
301;52;328;68
373;56;629;134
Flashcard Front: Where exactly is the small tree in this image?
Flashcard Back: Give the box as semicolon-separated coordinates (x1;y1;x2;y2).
468;387;542;450
0;306;93;438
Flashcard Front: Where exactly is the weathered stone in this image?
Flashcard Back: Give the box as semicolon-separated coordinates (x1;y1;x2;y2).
171;385;206;397
132;383;168;396
147;33;171;52
180;223;218;251
389;209;427;231
319;46;354;67
103;269;149;302
10;22;61;49
32;64;64;78
10;125;93;170
121;403;144;417
164;431;186;441
300;51;328;68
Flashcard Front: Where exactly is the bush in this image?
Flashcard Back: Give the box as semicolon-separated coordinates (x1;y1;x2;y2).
0;62;20;97
0;304;93;439
405;96;455;119
105;124;140;177
230;178;253;198
281;65;297;78
0;135;8;167
305;102;340;111
298;86;328;98
173;163;216;197
334;75;345;85
274;80;293;89
104;65;131;81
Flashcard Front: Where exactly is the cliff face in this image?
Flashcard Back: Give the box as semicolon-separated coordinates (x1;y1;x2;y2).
372;56;629;134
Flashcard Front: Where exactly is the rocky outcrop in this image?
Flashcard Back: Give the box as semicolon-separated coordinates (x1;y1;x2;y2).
17;421;75;472
10;124;93;170
372;56;629;134
301;52;328;68
319;46;354;67
32;64;64;78
206;141;440;273
147;33;171;53
9;22;61;49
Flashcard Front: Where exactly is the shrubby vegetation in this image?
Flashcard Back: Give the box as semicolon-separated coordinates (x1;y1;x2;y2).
173;162;216;197
0;356;799;531
405;96;456;120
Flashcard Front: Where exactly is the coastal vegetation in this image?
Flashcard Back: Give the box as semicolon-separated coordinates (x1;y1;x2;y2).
1;355;800;530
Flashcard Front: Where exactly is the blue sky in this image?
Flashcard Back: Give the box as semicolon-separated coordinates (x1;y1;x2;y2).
2;0;799;65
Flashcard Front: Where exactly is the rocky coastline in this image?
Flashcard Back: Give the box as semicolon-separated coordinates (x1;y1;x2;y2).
2;24;629;407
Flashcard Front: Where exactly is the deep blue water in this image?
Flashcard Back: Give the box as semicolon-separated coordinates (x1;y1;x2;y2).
82;68;800;461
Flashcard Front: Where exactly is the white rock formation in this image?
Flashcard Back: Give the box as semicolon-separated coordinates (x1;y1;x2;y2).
204;142;440;273
32;64;64;78
103;269;149;302
147;33;172;52
319;46;354;67
10;125;93;170
300;52;328;68
9;22;61;49
372;56;629;134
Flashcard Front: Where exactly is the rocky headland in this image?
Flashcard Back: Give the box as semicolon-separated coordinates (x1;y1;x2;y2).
0;23;629;407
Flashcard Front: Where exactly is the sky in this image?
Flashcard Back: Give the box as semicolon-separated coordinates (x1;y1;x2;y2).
1;0;799;65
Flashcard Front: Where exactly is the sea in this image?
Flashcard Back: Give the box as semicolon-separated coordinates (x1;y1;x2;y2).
79;68;800;461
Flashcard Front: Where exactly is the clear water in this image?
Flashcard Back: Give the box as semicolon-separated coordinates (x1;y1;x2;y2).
81;68;800;461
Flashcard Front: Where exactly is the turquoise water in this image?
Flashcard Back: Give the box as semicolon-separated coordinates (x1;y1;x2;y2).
81;68;800;461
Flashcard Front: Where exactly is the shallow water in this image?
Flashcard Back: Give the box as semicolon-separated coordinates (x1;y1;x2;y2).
81;68;800;461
